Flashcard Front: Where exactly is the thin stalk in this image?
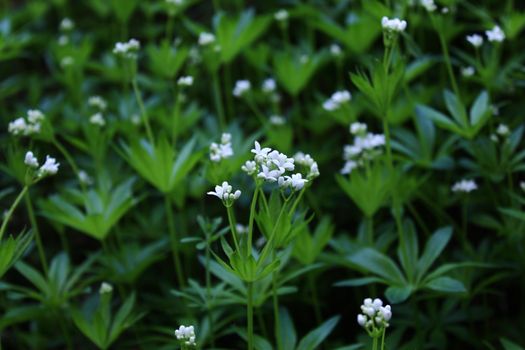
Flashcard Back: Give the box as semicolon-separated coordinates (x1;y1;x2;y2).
0;186;28;241
57;312;73;350
437;32;461;99
212;71;226;130
380;328;386;350
24;194;48;274
205;243;215;347
52;138;84;190
247;99;268;128
272;250;282;350
366;216;374;245
165;14;175;41
226;206;241;253
131;78;155;144
247;282;254;350
165;195;185;287
308;273;322;324
382;118;394;171
223;64;234;119
372;336;378;350
247;187;260;257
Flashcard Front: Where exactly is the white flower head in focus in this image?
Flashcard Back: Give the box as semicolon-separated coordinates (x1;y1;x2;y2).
175;325;196;347
357;298;392;337
207;181;241;207
38;156;60;178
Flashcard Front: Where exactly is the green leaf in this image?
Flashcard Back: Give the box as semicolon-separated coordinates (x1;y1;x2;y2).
500;338;525;350
469;91;489;126
279;308;297;350
385;285;413;304
416;226;452;281
443;89;467;127
296;316;340;350
425;276;466;293
348;248;406;285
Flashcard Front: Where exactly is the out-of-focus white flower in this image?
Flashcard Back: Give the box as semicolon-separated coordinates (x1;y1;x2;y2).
420;0;436;12
381;17;407;32
496;124;509;136
113;39;140;58
8;118;28;135
8;110;44;136
88;96;108;111
299;55;309;64
466;34;483;48
341;122;385;173
461;66;475;77
38;156;60;177
27;110;44;123
24;151;39;168
60;18;74;31
209;133;233;162
451;179;477;193
233;80;251;97
58;35;69;46
177;76;194;86
198;32;215;46
323;90;351;111
78;170;93;185
341;160;358;174
89;113;106;126
236;223;248;234
60;56;74;68
175;325;196;347
207;181;241;206
350;122;367;135
330;44;342;57
486;25;505;42
242;160;257;175
520;182;525;192
294;152;320;180
262;78;276;93
274;9;289;21
99;282;113;294
269;115;286;125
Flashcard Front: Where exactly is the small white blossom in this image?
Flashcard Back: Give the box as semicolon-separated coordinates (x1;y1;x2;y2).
323;90;351;111
466;34;483;48
8;110;44;136
88;96;108;111
357;298;392;335
279;173;308;191
274;9;289;21
27;110;44;123
99;282;113;294
60;18;74;31
175;325;196;347
89;113;106;126
233;80;251;97
8;118;28;135
207;181;241;206
209;133;233;162
496;124;509;136
420;0;436;12
269;115;286;125
236;223;248;234
486;25;505;42
242;160;257;175
78;170;93;185
330;44;342;56
350;122;367;135
461;66;475;77
38;156;60;177
177;75;194;86
452;179;478;193
381;17;407;32
24;151;39;168
198;32;215;46
58;35;69;46
60;56;74;68
262;78;276;93
113;39;140;58
341;160;358;174
294;152;320;180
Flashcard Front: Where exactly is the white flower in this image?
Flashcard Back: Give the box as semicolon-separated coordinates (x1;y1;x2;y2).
257;164;281;182
466;34;483;48
99;282;113;294
323;90;351;111
38;156;60;177
60;18;74;31
293;152;320;180
233;80;251;97
520;182;525;192
357;314;366;326
236;223;248;234
60;56;74;68
461;66;475;77
78;170;93;185
268;150;295;172
8;110;44;136
486;25;505;42
341;160;358;174
177;75;194;86
113;39;140;58
89;113;106;126
350;122;367;135
88;96;107;111
8;118;28;135
269;115;285;125
322;99;338;111
358;297;392;330
262;78;276;93
330;44;342;56
420;0;436;11
242;160;257;175
175;325;196;346
289;173;308;190
451;179;478;193
58;35;69;46
207;181;241;205
198;32;215;46
209;133;233;162
251;141;271;164
496;124;509;136
27;110;44;123
381;16;407;32
274;9;289;21
24;151;39;168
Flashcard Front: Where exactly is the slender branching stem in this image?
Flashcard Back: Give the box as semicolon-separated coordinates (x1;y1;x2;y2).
25;193;48;274
0;186;28;241
165;195;185;287
131;77;155;144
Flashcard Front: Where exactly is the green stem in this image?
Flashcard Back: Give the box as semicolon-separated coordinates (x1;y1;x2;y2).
366;216;374;245
132;77;155;144
52;138;85;191
272;250;282;350
247;186;260;258
382;118;394;171
380;328;386;350
438;31;461;100
0;186;28;241
212;71;226;130
247;282;254;350
226;205;241;253
372;336;378;350
25;194;48;275
165;195;185;287
205;243;215;347
308;273;322;324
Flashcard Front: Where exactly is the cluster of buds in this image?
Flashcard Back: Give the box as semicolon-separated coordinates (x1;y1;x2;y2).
174;325;196;348
357;298;392;338
113;39;140;59
207;181;241;207
294;152;320;180
8;109;45;136
24;151;60;182
209;133;234;162
341;122;385;174
451;179;477;193
381;16;407;47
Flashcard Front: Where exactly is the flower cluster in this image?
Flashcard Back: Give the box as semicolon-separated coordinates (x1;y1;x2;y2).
466;34;483;48
420;0;437;12
207;181;241;206
466;25;505;49
24;152;60;179
174;325;196;347
294;152;320;180
99;282;113;294
89;112;106;126
177;76;194;87
210;133;234;162
341;122;385;174
88;96;107;111
8;109;45;136
490;123;510;142
274;9;289;22
233;80;251;97
113;39;140;58
381;17;407;32
451;179;478;193
357;298;392;337
262;78;276;93
323;90;351;111
198;32;215;46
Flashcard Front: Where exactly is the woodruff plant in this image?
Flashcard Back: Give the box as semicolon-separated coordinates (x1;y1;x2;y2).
207;140;319;350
